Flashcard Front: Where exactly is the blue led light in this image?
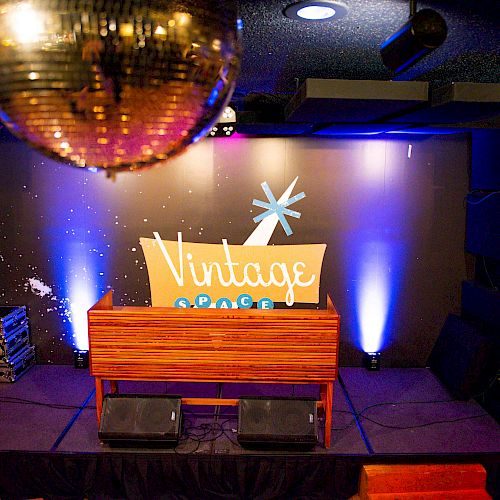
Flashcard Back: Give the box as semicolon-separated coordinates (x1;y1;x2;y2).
207;87;220;107
0;110;19;131
0;110;12;123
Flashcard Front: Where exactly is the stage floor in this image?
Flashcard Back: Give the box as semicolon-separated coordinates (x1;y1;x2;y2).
0;366;498;498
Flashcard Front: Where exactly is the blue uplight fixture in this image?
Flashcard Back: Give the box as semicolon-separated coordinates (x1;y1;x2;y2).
284;1;348;21
363;352;381;371
74;349;89;369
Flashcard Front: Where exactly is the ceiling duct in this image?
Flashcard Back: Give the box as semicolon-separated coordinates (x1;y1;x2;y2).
390;82;500;125
285;79;428;123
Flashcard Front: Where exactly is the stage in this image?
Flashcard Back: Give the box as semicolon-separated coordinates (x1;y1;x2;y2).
0;366;498;499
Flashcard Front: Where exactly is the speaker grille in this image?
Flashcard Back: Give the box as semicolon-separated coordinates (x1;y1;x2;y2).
98;394;182;446
238;397;318;449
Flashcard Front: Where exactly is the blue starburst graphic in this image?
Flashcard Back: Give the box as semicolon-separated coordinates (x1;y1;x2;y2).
252;182;306;236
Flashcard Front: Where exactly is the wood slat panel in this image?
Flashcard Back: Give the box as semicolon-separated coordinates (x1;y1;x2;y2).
88;291;340;384
88;290;340;448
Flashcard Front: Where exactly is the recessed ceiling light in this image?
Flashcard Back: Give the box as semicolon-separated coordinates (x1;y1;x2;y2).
284;1;348;21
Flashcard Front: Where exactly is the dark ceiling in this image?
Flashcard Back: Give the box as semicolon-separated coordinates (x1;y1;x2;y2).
233;0;499;108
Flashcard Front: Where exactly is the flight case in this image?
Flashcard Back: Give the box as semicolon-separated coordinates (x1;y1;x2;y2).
0;306;28;336
0;306;35;381
0;323;31;362
0;344;36;382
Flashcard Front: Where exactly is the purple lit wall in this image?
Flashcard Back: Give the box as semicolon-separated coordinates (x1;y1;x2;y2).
0;130;470;366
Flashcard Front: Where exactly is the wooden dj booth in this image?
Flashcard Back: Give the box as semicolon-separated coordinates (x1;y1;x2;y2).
87;291;340;447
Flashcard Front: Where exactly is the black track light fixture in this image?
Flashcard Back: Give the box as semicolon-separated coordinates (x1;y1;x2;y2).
380;0;447;74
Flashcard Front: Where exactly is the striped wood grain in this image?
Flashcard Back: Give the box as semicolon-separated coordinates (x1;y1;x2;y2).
88;290;340;447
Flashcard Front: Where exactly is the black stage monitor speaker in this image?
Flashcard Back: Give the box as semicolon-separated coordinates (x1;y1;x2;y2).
428;314;498;400
98;394;182;447
237;396;318;450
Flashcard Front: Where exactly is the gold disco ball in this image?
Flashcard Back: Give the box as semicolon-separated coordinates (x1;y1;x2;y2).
0;0;240;171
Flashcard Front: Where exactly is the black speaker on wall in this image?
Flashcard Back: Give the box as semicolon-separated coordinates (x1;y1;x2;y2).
237;396;318;450
428;314;498;401
461;280;500;335
98;394;182;447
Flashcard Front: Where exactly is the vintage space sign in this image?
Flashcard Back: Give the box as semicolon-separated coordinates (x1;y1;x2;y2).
141;177;327;307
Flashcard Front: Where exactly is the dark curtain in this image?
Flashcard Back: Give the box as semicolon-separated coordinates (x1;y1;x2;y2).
0;452;360;500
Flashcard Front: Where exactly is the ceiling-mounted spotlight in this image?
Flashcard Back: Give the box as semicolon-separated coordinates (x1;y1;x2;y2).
209;124;235;137
380;1;447;74
210;106;236;137
218;106;237;123
284;1;348;21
